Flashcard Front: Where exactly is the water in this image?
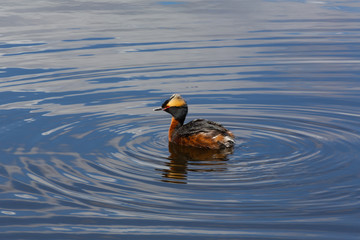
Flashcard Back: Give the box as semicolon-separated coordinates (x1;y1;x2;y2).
1;0;360;239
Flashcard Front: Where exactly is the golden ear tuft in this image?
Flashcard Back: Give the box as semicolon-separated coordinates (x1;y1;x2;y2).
167;94;187;107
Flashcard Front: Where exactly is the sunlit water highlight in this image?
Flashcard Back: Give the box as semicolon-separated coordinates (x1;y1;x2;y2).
1;0;360;239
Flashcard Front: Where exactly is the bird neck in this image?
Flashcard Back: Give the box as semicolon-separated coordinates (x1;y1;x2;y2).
169;117;182;142
169;106;187;126
167;106;188;142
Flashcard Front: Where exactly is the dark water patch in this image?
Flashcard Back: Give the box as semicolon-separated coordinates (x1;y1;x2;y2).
157;1;186;6
0;42;46;49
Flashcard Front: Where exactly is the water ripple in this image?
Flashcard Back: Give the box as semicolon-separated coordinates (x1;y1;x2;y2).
2;103;358;225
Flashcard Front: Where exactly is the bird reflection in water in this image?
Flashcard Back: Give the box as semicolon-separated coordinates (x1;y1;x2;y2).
161;142;234;184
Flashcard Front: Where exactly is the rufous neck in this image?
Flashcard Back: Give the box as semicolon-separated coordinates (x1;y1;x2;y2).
169;117;182;142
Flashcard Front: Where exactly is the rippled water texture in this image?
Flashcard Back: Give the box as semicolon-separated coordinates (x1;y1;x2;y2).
1;0;360;239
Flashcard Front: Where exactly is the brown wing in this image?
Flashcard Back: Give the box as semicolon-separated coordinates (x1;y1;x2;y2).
175;119;235;148
178;119;231;137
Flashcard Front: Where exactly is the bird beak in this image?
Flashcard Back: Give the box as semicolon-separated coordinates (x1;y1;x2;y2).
153;107;163;111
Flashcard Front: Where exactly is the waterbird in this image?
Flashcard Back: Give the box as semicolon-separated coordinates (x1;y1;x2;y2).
154;94;235;149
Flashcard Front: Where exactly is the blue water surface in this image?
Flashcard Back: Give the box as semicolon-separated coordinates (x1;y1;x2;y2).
1;0;360;239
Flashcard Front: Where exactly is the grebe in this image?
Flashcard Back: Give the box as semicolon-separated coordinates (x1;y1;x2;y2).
154;94;235;149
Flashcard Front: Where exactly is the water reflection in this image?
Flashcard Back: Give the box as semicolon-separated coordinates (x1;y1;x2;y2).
162;143;233;184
